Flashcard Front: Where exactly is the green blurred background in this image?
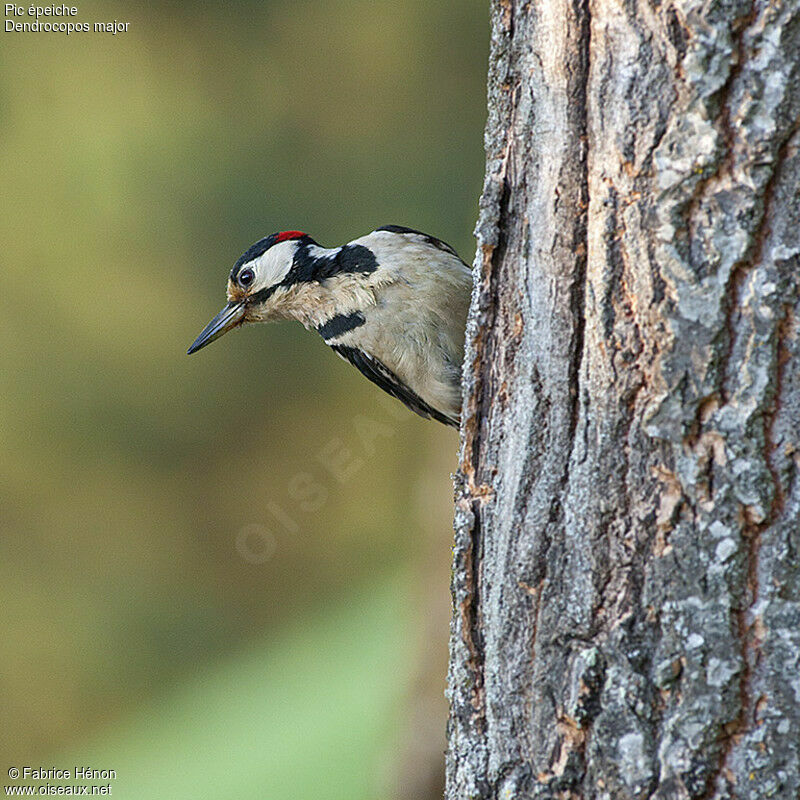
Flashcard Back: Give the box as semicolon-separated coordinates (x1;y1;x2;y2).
0;1;487;798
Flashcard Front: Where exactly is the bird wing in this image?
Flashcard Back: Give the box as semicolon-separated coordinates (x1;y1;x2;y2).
330;345;459;428
372;225;463;260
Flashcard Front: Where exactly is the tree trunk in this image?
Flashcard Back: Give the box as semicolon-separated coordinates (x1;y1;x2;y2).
447;1;800;798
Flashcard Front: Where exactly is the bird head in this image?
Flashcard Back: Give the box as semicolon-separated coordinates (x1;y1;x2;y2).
187;230;313;354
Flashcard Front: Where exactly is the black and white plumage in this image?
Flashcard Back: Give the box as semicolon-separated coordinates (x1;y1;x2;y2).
187;226;472;427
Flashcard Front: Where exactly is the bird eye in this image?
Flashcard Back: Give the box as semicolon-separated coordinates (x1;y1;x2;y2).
238;267;255;288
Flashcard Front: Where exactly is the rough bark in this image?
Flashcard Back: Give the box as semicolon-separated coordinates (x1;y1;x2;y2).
447;1;800;798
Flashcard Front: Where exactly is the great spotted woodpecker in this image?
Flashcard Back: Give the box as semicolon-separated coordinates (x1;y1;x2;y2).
187;226;471;427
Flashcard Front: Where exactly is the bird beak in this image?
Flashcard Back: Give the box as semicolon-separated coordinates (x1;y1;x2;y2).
187;301;247;354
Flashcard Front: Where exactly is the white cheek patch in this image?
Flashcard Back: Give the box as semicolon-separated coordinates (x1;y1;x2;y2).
249;240;297;291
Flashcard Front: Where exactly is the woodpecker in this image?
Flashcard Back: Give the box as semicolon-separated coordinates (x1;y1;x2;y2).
187;226;472;427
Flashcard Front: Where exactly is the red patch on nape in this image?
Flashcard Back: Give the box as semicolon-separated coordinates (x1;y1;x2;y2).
275;230;307;243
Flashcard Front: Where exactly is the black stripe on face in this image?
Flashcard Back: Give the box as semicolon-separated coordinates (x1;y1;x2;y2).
316;312;366;341
229;233;315;284
244;242;380;308
247;283;280;305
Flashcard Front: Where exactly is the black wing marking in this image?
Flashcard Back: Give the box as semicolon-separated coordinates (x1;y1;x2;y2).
330;345;458;428
374;225;462;260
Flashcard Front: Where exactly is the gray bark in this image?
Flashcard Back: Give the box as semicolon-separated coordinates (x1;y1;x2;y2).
447;1;800;799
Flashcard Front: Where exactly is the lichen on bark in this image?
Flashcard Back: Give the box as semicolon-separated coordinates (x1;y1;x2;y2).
448;1;800;798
